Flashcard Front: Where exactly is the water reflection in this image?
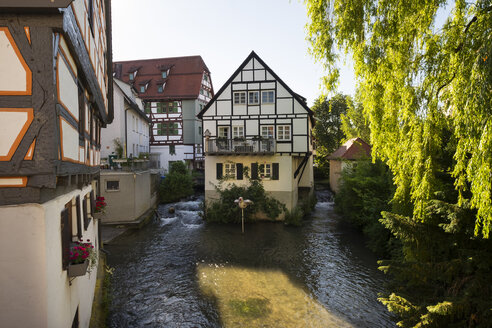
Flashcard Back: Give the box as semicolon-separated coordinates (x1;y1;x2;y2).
107;191;394;327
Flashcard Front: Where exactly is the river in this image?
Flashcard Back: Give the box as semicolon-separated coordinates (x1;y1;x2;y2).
106;190;394;327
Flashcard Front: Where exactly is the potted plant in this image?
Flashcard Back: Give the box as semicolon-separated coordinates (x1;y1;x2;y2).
94;196;106;213
68;239;98;277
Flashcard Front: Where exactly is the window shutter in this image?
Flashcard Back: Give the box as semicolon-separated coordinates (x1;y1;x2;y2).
83;197;90;230
272;163;279;180
251;163;258;180
60;206;71;270
216;163;223;179
90;191;95;215
236;163;243;180
76;196;82;240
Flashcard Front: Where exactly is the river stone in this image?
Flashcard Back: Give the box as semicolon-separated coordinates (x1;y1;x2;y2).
168;207;175;214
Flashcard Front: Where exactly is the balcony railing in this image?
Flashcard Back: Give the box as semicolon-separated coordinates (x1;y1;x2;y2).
206;138;275;155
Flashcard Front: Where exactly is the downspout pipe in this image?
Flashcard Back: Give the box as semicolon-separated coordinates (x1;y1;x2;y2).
124;107;128;158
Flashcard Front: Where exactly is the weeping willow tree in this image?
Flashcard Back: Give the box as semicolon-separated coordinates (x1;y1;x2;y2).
305;0;492;326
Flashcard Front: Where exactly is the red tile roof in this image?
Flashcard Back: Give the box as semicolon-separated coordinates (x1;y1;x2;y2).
328;137;371;160
113;56;212;101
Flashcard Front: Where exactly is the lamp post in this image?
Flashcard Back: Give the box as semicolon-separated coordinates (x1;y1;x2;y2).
234;196;253;233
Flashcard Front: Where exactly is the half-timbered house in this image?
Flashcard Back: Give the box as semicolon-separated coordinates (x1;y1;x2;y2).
0;1;112;327
198;51;314;216
113;56;213;171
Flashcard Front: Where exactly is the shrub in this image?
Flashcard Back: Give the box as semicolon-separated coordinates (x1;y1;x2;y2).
284;206;304;226
335;159;397;256
159;161;194;203
205;179;286;223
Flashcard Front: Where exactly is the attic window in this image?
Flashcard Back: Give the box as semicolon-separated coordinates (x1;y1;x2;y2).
140;85;145;93
161;70;169;79
158;83;166;93
204;74;209;82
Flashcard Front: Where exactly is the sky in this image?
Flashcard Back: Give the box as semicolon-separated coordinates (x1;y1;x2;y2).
111;0;356;107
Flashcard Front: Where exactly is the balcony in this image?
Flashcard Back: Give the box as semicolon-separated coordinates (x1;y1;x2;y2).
205;138;275;155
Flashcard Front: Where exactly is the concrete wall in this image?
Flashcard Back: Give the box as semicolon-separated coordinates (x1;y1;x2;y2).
99;170;154;223
329;160;352;193
0;184;99;328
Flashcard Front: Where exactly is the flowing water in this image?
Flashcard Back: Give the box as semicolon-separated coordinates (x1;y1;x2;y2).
107;190;394;327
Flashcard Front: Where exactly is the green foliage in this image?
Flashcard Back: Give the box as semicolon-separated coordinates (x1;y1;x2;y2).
340;95;371;142
378;200;492;327
335;160;396;256
159;161;194;203
205;180;286;223
283;206;304;227
305;0;492;238
312;94;350;176
113;138;124;158
284;192;317;226
306;2;492;325
138;152;149;159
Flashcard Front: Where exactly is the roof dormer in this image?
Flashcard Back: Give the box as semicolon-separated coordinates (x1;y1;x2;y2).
158;64;172;79
138;79;151;93
156;80;166;93
128;66;141;81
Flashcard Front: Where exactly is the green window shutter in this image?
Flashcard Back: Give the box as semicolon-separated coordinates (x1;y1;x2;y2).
216;163;223;179
272;163;279;180
236;163;243;180
251;163;258;180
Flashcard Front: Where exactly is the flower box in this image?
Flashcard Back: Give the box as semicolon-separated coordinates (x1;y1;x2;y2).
68;260;89;277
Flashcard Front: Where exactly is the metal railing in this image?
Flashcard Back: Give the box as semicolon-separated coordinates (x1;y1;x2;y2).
206;138;275;154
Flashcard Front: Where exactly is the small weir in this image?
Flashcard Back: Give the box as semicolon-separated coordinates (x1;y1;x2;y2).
107;191;394;327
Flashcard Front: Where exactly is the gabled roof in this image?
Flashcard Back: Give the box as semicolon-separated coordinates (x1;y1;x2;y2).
197;51;313;119
113;78;150;123
328;138;371;160
113;55;211;101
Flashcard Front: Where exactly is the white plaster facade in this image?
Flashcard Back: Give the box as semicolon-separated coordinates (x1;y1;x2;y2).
0;184;99;328
101;78;150;159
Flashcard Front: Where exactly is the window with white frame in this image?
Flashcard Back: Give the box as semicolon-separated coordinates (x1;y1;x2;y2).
248;91;259;104
277;125;291;140
261;125;274;139
233;126;244;139
224;163;236;177
233;92;246;104
262;91;275;104
218;126;229;138
259;163;272;178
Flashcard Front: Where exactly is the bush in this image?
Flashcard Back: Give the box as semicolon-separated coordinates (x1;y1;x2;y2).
159;161;194;203
283;206;304;226
335;159;397;256
205;180;286;223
